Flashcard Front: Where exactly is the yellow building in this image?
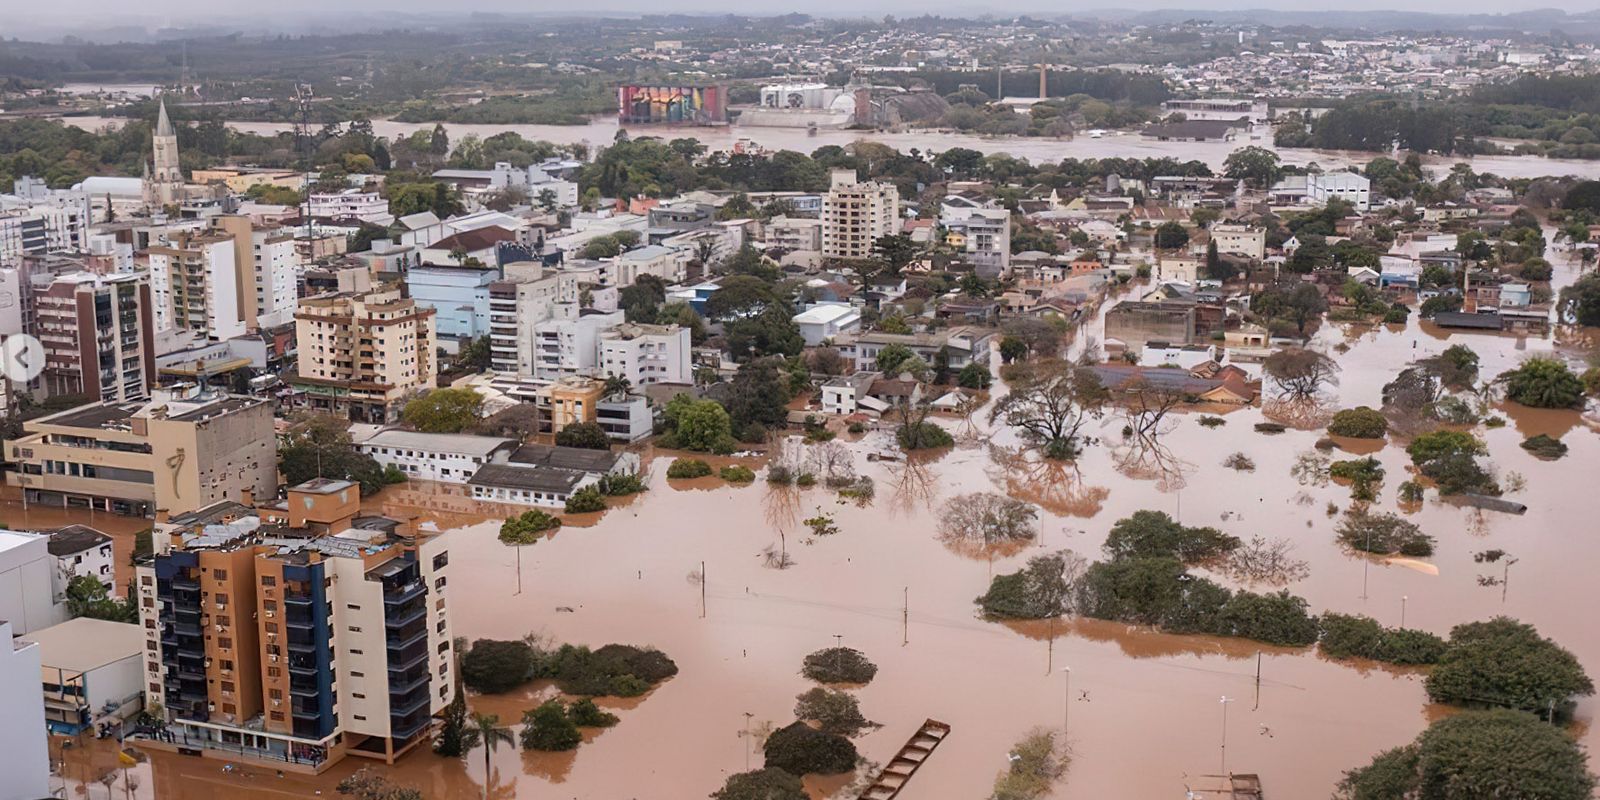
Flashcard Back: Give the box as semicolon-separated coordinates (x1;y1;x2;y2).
293;283;437;423
536;375;604;431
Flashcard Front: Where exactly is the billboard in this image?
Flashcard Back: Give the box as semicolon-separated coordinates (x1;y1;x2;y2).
617;84;727;125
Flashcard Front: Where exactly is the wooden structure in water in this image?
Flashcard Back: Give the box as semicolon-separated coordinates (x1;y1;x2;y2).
1187;773;1264;799
855;718;952;800
1443;493;1528;515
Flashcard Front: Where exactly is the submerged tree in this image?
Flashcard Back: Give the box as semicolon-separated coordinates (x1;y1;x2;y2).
1264;348;1340;401
989;361;1108;459
1336;710;1595;800
937;492;1040;557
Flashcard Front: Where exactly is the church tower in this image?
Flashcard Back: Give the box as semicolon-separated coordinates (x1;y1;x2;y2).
146;97;184;209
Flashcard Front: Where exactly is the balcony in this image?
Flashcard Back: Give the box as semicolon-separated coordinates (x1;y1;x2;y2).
384;604;427;630
388;668;430;696
389;690;431;718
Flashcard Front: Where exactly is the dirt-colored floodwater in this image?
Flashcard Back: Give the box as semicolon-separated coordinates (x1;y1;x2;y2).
56;248;1600;799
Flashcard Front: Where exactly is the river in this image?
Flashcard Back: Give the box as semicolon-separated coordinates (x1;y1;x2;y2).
59;114;1600;181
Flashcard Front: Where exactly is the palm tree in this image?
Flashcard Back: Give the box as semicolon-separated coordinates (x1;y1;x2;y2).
472;713;514;800
602;375;632;401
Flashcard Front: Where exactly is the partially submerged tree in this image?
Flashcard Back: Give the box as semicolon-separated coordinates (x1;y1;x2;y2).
1337;710;1596;800
801;647;877;685
975;550;1088;620
1102;510;1239;565
989;361;1108;459
763;722;858;776
1500;357;1586;409
1336;508;1434;557
710;769;808;800
793;687;874;737
1264;348;1340;401
938;492;1039;556
1426;617;1594;717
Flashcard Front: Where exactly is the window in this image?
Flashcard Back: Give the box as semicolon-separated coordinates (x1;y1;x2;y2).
221;659;234;671
350;671;364;678
348;626;362;633
352;692;365;699
218;637;232;649
346;604;360;611
437;641;450;653
214;569;228;580
432;552;449;570
351;649;363;656
221;681;235;693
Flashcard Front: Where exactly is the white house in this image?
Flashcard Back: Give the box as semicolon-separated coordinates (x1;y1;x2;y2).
598;323;693;386
0;621;49;800
793;304;862;346
1141;343;1219;370
820;372;878;416
45;526;114;595
0;531;67;636
29;617;144;735
357;430;518;484
1209;224;1266;260
306;189;393;225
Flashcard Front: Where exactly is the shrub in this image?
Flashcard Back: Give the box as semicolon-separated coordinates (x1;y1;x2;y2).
567;698;619;728
596;472;646;496
1198;415;1226;427
1501;357;1585;409
990;730;1068;800
719;465;756;483
1329;457;1385;501
1328;406;1388;438
520;700;581;751
1338;710;1597;800
1421;452;1501;496
801;647;878;684
846;421;866;434
1336;509;1435;557
500;510;560;544
554;421;612;450
564;486;607;513
1102;510;1240;565
1320;613;1447;665
666;458;713;479
766;464;795;485
540;643;679;697
1215;589;1320;647
711;769;808;800
1426;618;1594;715
1381;628;1450;666
1406;430;1485;465
795;472;817;487
896;420;954;450
957;362;993;389
793;687;873;737
1398;480;1425;502
1222;452;1255;471
1521;434;1569;460
461;639;535;694
763;722;858;776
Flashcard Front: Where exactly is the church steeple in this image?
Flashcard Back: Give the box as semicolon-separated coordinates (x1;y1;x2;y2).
156;97;175;138
146;94;184;210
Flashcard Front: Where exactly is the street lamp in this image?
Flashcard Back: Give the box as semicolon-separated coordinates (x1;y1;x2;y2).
1401;595;1408;629
1219;696;1234;775
1061;667;1072;738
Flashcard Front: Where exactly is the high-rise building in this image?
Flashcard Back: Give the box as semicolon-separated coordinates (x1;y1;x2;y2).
4;386;277;517
145;98;185;210
0;621;50;800
135;483;456;770
598;322;692;387
32;271;156;403
486;264;581;375
293;283;437;423
821;169;900;261
214;216;298;330
146;232;245;341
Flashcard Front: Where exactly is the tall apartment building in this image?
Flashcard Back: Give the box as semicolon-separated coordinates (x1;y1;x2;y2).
32;271;156;403
821;169;899;261
0;621;50;800
530;310;624;382
487;264;582;375
294;284;437;423
0;206;85;267
147;232;246;341
215;216;298;331
3;386;277;516
135;483;455;770
598;322;692;387
942;206;1012;279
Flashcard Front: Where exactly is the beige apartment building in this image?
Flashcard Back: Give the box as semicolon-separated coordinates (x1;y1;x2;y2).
821;169;900;261
146;232;246;341
293;283;437;424
3;386;277;517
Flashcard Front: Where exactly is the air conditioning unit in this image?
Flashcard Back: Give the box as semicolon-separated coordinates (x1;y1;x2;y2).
265;610;274;618
269;654;279;663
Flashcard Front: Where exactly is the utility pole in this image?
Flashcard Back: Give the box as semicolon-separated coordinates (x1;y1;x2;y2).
1219;696;1234;776
1401;595;1408;628
743;712;754;770
1253;651;1262;710
1061;667;1072;739
901;586;908;646
700;560;706;619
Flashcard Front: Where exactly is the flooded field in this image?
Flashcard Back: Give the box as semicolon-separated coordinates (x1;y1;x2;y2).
59;114;1600;181
47;255;1600;799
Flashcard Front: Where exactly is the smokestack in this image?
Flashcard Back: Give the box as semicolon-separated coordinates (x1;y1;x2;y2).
1040;64;1047;100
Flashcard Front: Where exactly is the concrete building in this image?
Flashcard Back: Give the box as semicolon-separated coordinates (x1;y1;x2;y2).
0;531;67;635
530;310;625;382
942;206;1012;279
820;371;877;416
357;430;517;484
0;621;50;800
598;322;692;387
134;486;457;771
1308;172;1371;211
486;264;581;375
764;216;822;253
215;216;298;331
793;303;862;346
1209;224;1267;260
612;244;690;286
45;525;115;595
4;387;277;517
1105;300;1225;351
467;443;638;508
0;205;85;267
1159;98;1270;123
834;327;992;372
822;170;900;260
32;271;157;403
147;232;246;341
293;284;437;423
30;616;144;734
407;262;499;343
306;190;392;225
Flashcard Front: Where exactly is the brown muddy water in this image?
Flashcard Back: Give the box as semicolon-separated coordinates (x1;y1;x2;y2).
69;253;1600;799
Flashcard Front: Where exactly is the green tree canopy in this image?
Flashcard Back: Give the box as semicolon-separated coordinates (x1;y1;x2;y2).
1337;710;1596;800
402;388;483;433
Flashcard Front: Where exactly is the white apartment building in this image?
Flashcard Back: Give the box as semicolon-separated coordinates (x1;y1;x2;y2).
598;323;692;386
45;525;115;595
0;206;84;267
0;621;50;800
943;206;1012;279
531;310;625;382
1308;173;1371;211
1209;224;1267;260
250;229;298;326
820;371;877;416
822;169;900;260
764;216;823;253
146;233;246;341
293;283;437;423
30;616;144;735
0;531;67;636
611;245;690;286
357;430;517;484
793;303;862;346
306;190;393;225
487;264;582;375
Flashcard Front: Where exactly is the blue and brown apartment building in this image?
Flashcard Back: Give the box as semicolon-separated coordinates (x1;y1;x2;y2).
133;478;455;772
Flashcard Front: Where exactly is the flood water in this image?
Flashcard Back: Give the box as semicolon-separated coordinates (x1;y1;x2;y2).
59;114;1600;181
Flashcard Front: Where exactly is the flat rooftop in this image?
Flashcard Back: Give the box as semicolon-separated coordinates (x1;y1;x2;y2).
28;617;144;672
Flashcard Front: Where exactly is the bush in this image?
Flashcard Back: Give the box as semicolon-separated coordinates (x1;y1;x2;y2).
763;722;858;776
846;421;866;434
711;769;808;800
554;421;612;450
1406;430;1485;465
766;464;795;485
540;643;679;697
1521;434;1569;460
1336;509;1435;557
1102;510;1240;564
1329;457;1385;501
461;639;535;694
564;486;607;513
567;698;619;728
801;647;878;684
975;552;1077;620
596;472;646;496
1421;452;1501;496
1320;613;1447;664
1215;589;1320;647
957;362;992;389
990;730;1068;800
520;700;582;751
896;420;954;450
1198;415;1226;427
1426;618;1594;715
1501;357;1586;409
793;687;873;737
1328;406;1388;438
499;509;561;544
719;465;756;483
666;458;713;479
1338;710;1597;800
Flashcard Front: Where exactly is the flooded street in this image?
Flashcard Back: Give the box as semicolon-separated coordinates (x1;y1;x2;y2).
60;114;1600;180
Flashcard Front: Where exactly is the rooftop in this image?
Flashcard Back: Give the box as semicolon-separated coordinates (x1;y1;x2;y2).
468;463;584;493
509;443;624;474
28;617;144;672
45;525;111;557
359;430;516;459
